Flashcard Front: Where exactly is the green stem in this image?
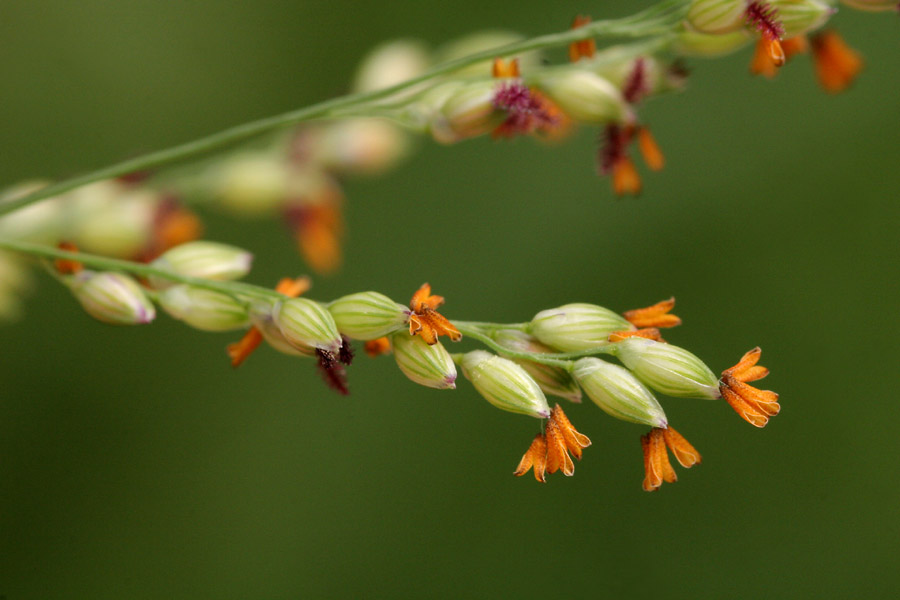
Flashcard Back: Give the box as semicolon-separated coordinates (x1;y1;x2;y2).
0;239;281;301
454;323;574;370
452;320;529;332
0;0;688;217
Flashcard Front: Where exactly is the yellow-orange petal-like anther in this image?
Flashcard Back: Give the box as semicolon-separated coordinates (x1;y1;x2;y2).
545;417;575;476
514;433;548;482
766;38;785;67
609;328;665;343
227;327;263;368
782;36;808;60
296;204;344;275
623;297;681;329
750;38;780;78
514;404;590;482
550;404;591;461
637;127;665;172
811;30;863;94
750;36;807;79
568;15;597;62
492;58;520;78
612;157;642;197
364;336;392;358
720;347;780;427
642;426;700;491
662;426;702;468
407;283;462;345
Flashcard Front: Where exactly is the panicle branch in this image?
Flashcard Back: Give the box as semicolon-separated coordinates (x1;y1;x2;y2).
0;238;780;489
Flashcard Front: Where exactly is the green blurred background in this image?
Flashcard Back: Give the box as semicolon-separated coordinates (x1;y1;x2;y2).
2;1;899;598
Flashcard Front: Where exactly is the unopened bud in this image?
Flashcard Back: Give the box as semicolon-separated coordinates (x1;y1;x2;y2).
771;0;832;37
391;332;457;389
274;297;343;354
685;0;746;34
353;39;430;93
493;330;582;402
148;241;253;289
214;153;290;217
158;285;249;331
69;271;155;325
537;71;626;123
613;337;719;399
674;30;751;57
431;81;502;143
460;350;551;418
530;303;632;351
328;292;408;340
573;357;667;427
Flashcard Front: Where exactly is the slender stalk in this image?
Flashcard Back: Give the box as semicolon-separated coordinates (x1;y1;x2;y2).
0;0;689;217
454;324;574;370
0;239;280;301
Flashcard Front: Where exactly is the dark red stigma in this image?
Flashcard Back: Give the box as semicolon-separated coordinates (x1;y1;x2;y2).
316;348;350;395
598;124;629;175
745;1;785;41
492;82;557;137
622;58;649;105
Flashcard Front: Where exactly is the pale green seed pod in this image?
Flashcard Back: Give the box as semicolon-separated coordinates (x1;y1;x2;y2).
0;181;63;245
158;285;249;332
841;0;899;11
148;241;253;289
460;350;551;418
530;303;632;352
674;30;752;57
353;39;430;93
537;71;626;124
68;181;156;258
493;330;582;403
573;357;668;427
685;0;747;34
248;300;313;357
214;153;291;217
771;0;833;38
328;292;408;340
614;337;720;399
274;297;343;354
391;332;457;389
312;118;411;176
430;81;502;144
69;271;156;325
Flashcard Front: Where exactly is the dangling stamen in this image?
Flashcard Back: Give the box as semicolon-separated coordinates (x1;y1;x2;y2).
636;127;665;172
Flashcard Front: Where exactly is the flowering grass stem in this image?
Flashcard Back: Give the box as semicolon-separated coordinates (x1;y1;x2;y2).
0;0;688;218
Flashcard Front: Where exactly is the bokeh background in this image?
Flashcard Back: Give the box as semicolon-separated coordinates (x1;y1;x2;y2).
2;1;899;598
